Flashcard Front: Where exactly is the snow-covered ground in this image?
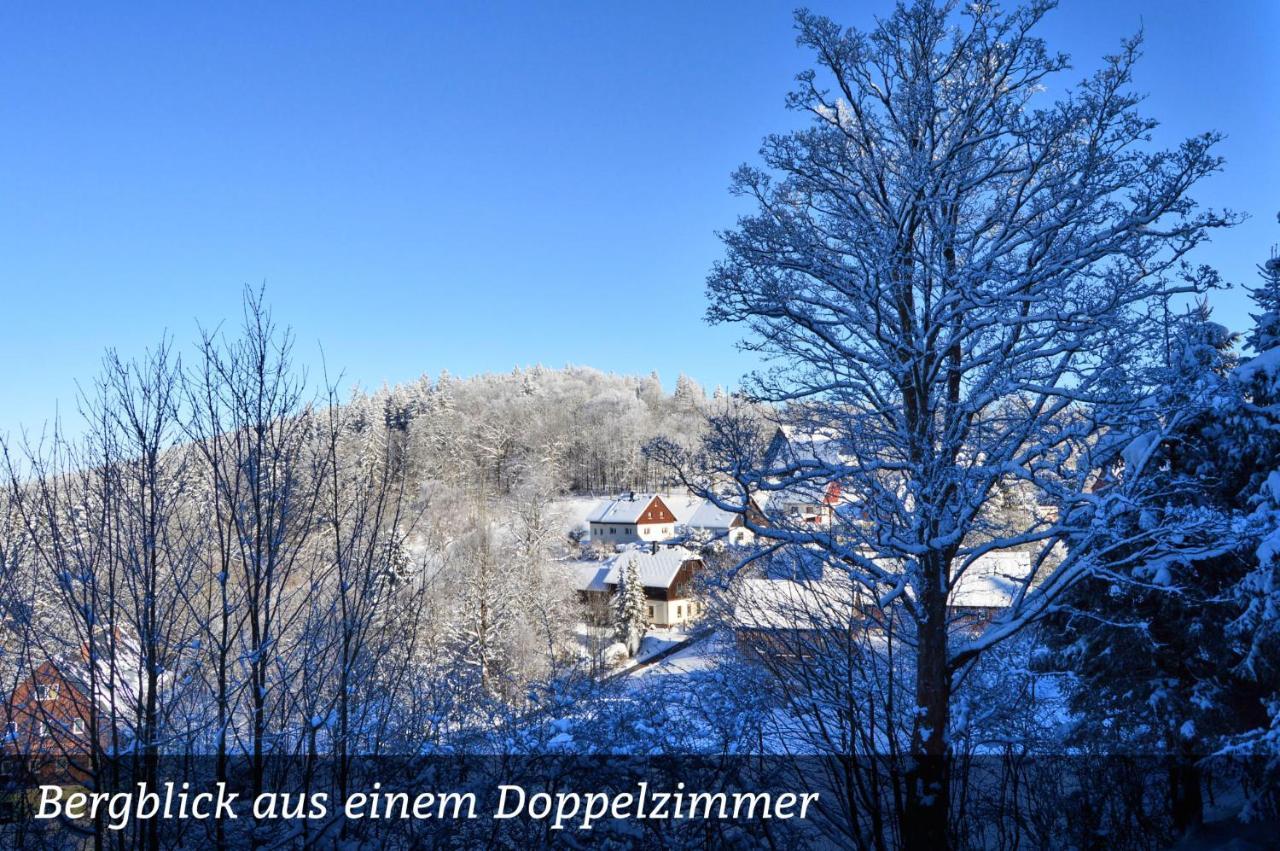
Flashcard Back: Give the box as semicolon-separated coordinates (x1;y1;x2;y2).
615;628;701;675
633;627;696;665
571;623;699;673
627;630;724;681
551;495;603;541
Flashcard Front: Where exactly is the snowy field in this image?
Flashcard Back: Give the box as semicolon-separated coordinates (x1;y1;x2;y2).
627;630;723;682
551;494;601;541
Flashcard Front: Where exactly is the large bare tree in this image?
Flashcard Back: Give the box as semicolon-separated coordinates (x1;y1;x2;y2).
656;1;1234;846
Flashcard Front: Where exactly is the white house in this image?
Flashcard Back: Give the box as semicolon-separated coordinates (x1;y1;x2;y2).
587;489;766;549
682;498;756;545
586;493;680;545
575;545;705;628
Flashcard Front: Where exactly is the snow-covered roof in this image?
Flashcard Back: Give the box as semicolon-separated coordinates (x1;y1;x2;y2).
732;550;1034;629
574;545;701;592
766;425;853;469
685;500;740;531
660;493;705;524
585;492;711;526
586;493;666;524
29;628;151;724
610;546;699;589
575;563;613;594
950;551;1033;609
950;572;1022;609
733;572;865;631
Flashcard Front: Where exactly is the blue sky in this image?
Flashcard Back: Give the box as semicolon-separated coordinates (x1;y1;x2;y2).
1;1;1276;436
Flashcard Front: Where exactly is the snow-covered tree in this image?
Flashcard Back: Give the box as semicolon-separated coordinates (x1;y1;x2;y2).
1244;215;1280;355
672;373;705;411
638;370;665;408
398;365;714;496
371;528;417;631
509;482;574;666
653;2;1234;844
1222;214;1280;783
447;518;512;699
1042;304;1248;834
612;555;647;658
1048;218;1280;828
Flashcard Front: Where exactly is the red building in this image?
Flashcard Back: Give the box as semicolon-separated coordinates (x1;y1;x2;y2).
3;631;143;786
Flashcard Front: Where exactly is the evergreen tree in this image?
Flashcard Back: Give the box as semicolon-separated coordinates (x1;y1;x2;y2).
1222;214;1280;790
672;373;704;411
1244;214;1280;355
611;555;647;658
1047;218;1280;826
1042;304;1248;834
372;529;416;631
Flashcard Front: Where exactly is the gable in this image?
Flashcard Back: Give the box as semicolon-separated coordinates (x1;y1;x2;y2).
640;496;676;525
764;427;793;467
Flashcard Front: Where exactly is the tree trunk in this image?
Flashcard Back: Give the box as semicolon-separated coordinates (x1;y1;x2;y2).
1170;753;1204;836
904;566;950;850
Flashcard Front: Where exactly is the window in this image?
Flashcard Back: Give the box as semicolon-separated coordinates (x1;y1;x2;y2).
71;719;85;735
38;722;50;738
647;606;654;619
610;527;616;535
662;527;670;535
3;722;15;738
35;684;58;702
676;605;683;618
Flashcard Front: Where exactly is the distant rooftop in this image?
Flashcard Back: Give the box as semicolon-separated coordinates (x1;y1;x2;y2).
575;544;700;592
586;492;663;524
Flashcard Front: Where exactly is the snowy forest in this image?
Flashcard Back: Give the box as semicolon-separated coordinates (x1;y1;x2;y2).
3;1;1280;849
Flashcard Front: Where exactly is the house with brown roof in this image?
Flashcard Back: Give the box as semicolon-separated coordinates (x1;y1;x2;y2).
586;493;680;545
575;545;706;627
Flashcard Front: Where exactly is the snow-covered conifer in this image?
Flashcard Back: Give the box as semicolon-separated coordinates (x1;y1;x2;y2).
1043;304;1245;832
1223;214;1280;772
612;555;647;658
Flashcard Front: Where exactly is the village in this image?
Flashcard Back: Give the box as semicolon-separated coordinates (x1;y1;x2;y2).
558;425;1035;672
1;422;1039;783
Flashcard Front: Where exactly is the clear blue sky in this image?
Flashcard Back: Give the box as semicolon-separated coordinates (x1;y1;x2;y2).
1;1;1276;436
